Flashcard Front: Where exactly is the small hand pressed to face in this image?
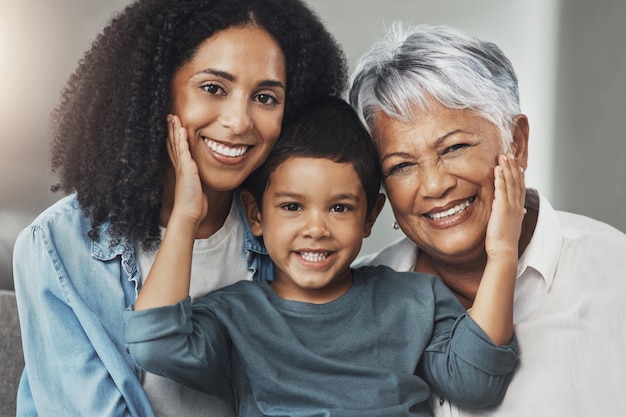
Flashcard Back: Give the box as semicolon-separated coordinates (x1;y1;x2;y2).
243;157;381;303
170;25;286;192
375;101;528;265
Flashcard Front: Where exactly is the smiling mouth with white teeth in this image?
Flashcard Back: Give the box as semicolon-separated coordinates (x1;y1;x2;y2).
203;137;249;157
299;251;330;262
426;197;476;220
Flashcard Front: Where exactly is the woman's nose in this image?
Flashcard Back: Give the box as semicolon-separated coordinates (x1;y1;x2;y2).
219;96;253;135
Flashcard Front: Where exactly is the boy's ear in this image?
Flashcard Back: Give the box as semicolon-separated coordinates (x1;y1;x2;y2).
363;193;386;238
240;190;263;237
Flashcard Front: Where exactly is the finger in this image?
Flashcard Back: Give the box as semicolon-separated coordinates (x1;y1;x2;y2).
169;115;188;169
506;153;526;208
166;114;178;165
177;125;191;164
501;153;526;213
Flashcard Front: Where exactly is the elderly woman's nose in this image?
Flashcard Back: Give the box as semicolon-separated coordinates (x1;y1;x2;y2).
419;162;456;198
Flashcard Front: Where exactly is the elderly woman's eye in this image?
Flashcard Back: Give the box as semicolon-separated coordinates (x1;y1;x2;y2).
443;143;469;155
385;162;414;177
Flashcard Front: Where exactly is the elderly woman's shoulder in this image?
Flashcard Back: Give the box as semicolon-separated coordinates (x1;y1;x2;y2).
557;209;626;243
353;236;417;271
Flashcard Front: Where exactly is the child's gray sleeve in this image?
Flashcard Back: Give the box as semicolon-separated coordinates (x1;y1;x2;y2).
124;297;234;403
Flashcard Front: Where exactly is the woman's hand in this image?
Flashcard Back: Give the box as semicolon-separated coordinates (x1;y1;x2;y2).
166;114;208;230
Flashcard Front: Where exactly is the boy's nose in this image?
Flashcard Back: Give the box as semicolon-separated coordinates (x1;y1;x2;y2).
302;213;330;239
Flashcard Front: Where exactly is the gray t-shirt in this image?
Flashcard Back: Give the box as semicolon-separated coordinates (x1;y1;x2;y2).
126;265;518;416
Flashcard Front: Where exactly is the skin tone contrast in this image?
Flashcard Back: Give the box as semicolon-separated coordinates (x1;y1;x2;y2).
375;100;531;309
160;24;287;239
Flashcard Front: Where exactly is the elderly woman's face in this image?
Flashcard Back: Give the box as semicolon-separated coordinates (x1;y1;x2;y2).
375;101;509;263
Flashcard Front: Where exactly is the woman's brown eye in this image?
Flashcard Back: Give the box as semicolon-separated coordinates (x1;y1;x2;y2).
202;84;221;94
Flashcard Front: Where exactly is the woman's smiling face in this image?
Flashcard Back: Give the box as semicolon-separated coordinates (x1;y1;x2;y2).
170;24;287;192
375;100;510;264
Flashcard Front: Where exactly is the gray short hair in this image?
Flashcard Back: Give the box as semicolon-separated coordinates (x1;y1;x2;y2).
349;22;520;151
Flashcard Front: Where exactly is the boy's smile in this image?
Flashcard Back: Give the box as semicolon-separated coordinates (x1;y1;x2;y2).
246;157;376;304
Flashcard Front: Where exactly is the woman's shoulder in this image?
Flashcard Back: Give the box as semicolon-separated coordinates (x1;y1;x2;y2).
352;236;417;271
14;194;98;254
26;194;85;230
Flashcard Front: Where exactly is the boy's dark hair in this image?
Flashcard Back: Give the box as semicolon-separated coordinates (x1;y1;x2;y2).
243;96;382;213
50;0;347;249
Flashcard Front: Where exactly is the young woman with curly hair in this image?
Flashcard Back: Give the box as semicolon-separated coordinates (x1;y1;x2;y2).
12;0;347;415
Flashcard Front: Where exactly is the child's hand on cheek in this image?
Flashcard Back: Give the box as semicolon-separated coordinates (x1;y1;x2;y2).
167;114;208;228
485;153;526;261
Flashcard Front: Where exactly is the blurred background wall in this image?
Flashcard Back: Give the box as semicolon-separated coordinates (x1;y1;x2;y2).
1;0;625;289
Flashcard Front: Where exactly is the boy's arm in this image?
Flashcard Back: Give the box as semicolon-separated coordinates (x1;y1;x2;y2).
134;115;207;310
469;153;526;345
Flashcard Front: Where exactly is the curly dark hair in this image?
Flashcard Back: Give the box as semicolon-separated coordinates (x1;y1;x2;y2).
50;0;347;250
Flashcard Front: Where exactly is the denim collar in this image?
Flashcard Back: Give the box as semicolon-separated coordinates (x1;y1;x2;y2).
88;189;268;275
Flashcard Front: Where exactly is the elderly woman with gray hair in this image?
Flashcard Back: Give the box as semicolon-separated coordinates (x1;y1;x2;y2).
350;23;626;417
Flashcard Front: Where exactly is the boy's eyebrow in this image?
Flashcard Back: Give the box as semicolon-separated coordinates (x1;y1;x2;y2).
334;192;362;202
271;191;362;201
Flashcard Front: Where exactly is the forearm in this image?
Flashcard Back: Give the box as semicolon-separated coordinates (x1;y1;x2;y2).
134;215;196;310
469;252;516;345
421;314;518;408
471;154;525;345
125;299;233;398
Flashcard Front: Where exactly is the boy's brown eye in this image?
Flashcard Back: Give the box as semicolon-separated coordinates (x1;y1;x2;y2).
282;203;300;212
330;204;349;213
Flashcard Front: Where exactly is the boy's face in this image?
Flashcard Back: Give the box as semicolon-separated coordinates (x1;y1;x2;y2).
244;157;380;303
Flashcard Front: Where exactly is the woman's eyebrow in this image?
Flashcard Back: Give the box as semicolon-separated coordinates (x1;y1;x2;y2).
194;68;285;90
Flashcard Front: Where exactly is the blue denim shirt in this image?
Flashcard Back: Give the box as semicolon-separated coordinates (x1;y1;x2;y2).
12;192;272;416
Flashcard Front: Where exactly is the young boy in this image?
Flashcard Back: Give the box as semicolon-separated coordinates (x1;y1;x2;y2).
124;97;524;416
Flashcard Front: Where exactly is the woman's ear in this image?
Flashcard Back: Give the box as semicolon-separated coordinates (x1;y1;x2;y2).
511;114;530;169
363;194;386;238
240;190;263;237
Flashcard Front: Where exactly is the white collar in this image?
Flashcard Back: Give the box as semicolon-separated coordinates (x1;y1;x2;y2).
516;191;562;289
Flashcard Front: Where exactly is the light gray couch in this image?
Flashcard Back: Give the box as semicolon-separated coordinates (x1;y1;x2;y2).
0;211;36;291
0;290;23;417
